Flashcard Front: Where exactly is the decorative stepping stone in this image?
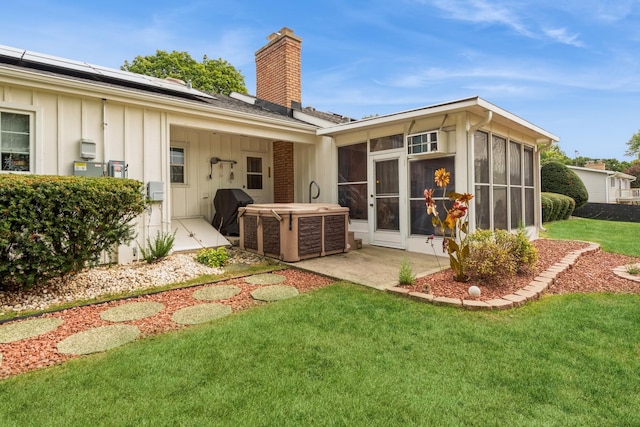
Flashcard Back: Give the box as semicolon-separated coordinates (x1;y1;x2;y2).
245;273;286;285
100;301;164;322
57;325;140;355
0;352;3;367
0;317;64;343
192;285;241;301
171;304;232;325
251;285;298;302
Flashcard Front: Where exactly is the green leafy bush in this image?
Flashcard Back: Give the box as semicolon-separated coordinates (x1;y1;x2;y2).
139;230;176;263
0;175;147;288
512;227;538;274
541;161;589;209
398;258;416;286
542;192;576;222
196;247;229;268
465;229;538;284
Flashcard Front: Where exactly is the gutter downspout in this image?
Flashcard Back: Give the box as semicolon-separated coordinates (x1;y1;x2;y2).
467;110;492;232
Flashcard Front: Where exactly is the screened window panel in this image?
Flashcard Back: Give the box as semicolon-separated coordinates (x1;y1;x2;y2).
370;134;403;152
510;141;521;185
492;135;507;185
524;147;534;187
510;187;522;229
409;156;455;198
474;131;489;183
339;183;368;220
338;143;366;183
525;188;535;226
475;185;490;230
493;187;508;230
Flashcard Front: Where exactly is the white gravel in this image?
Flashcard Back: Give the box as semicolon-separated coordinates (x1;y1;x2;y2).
0;253;236;315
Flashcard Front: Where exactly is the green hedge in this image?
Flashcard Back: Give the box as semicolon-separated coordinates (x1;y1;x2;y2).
0;175;148;288
541;161;588;209
541;192;575;223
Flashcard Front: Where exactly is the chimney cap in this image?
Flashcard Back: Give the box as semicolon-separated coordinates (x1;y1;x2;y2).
265;27;302;43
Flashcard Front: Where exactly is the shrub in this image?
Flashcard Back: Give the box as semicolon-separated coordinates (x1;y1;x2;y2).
0;175;147;289
541;193;555;223
512;227;538;274
465;229;538;284
196;247;229;268
139;230;176;263
465;229;517;283
542;192;576;222
541;161;589;209
398;258;416;286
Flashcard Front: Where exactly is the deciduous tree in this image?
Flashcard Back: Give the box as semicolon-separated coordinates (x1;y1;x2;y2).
121;50;247;95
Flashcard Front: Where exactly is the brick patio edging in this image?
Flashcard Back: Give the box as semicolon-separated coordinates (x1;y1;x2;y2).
386;242;601;310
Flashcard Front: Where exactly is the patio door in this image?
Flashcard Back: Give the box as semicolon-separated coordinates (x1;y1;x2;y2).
242;152;269;204
369;153;405;248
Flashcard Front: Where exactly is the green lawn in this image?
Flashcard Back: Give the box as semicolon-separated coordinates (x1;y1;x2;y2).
542;218;640;257
1;283;639;426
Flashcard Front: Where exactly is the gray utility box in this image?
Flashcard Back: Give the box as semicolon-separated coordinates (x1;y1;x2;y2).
73;161;104;177
147;181;165;202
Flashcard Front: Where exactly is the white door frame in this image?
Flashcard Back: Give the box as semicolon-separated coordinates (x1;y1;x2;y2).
368;151;407;249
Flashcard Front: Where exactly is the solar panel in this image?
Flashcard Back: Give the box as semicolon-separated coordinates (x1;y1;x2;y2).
0;44;215;99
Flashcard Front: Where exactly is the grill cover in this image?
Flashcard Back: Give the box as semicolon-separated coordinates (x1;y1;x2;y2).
212;189;254;236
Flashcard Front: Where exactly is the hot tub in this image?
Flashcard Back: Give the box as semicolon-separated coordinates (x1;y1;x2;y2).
238;203;349;262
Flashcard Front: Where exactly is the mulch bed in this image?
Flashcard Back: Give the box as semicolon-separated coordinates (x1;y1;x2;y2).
0;269;333;379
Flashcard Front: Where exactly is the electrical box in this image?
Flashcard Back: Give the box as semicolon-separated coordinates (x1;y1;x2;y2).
108;160;126;178
147;181;165;202
73;161;104;177
80;139;97;159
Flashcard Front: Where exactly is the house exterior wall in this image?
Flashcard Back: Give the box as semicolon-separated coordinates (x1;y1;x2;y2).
0;81;168;261
0;68;317;263
323;108;544;255
569;168;608;203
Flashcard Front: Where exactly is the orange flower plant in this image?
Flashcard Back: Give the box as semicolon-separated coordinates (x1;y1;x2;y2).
424;168;474;282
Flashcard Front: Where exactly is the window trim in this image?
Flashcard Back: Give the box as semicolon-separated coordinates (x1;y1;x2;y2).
0;107;35;174
474;131;535;230
169;143;188;186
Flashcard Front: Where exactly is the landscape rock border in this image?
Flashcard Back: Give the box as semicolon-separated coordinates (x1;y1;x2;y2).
387;243;602;310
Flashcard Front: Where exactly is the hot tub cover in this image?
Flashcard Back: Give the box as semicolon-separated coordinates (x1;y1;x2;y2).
212;188;254;236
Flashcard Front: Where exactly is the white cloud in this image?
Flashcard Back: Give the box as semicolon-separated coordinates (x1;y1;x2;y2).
543;28;585;47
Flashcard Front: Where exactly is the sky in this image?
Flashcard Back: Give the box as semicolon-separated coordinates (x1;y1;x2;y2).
1;0;639;161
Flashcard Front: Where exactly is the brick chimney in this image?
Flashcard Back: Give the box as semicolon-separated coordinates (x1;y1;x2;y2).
585;161;606;170
255;27;302;203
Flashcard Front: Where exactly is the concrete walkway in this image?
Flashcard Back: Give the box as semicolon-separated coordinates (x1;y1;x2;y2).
290;245;445;290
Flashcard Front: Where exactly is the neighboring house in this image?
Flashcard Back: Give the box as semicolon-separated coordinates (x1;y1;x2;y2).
0;27;558;262
568;162;638;204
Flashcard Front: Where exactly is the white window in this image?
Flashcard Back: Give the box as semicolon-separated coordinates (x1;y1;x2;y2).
407;131;439;155
246;156;263;189
170;146;186;184
474;131;535;230
1;111;32;172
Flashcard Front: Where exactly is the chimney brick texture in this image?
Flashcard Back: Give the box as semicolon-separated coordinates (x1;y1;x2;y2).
255;27;302;107
255;27;301;203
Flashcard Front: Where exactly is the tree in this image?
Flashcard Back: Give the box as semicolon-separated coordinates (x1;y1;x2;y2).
121;50;247;95
624;160;640;188
625;129;640;159
541;161;589;209
540;145;572;165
